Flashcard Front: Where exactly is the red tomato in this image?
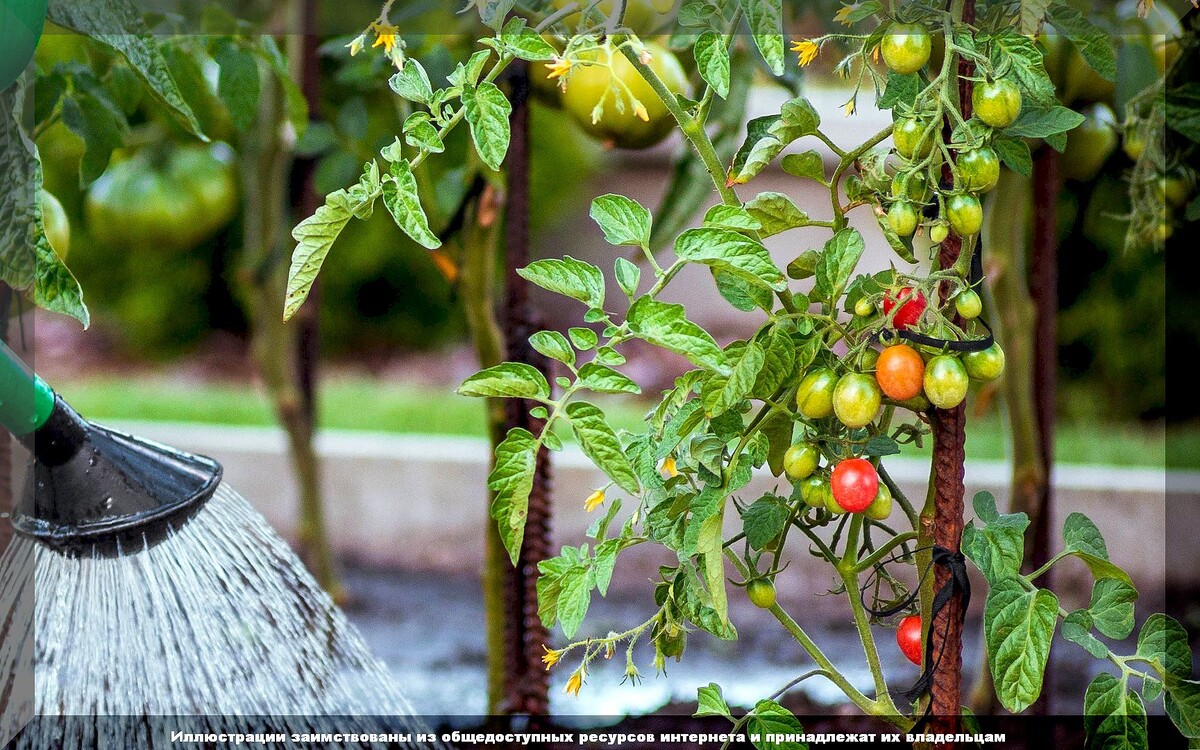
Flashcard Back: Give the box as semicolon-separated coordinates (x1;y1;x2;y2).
882;288;927;330
830;458;879;513
897;615;923;665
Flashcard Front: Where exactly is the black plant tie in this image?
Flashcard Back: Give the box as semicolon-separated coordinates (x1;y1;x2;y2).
902;546;972;727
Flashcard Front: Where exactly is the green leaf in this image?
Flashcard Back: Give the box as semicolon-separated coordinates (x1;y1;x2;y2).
703;339;765;416
694;32;731;99
714;270;773;312
1165;678;1200;739
1089;578;1136;639
864;435;901;457
518;256;605;309
781;151;826;184
628;297;725;372
382;161;441;250
984;576;1058;713
403;112;445;153
962;491;1028;585
476;0;515;31
462;81;512;172
1142;676;1163;703
498;17;558;61
591;538;621;596
695;683;732;719
1062;610;1109;659
742;495;789;551
751;325;796;398
389;59;434;104
577;362;641;394
675;228;786;291
47;0;204;137
489;427;539;564
814;229;865;303
745;192;810;237
704;205;761;232
1006;105;1086;139
212;39;260;132
741;0;785;75
787;250;821;280
697;510;730;627
590;194;652;248
1018;0;1052;36
730;115;786;185
614;257;640;297
988;29;1056;108
1063;512;1109;559
530;331;574;366
773;97;821;141
1084;673;1148;750
565;401;639;494
993;135;1033;176
748;699;806;750
568;327;598;350
556;567;591;639
761;410;793;477
1136;614;1192;680
1047;2;1117;82
458;363;551;400
878;72;919;110
60;82;126;186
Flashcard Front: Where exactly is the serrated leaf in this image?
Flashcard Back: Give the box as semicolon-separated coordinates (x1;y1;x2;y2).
530;330;574;366
694;32;731;99
748;700;805;750
742;495;789;550
389;59;434;103
592;538;621;596
60;83;126;186
577;362;641;394
458;362;551;399
556;566;591;639
569;327;598;350
988;30;1057;108
878;72;919;110
761;410;793;477
1089;578;1136;639
773;97;821;141
213;39;260;132
695;683;732;719
993;135;1033;176
382;162;441;249
498;17;558;61
1143;677;1163;703
704;339;765;416
864;435;901;457
814;228;865;303
751;325;796;398
566;401;639;494
1136;614;1192;680
787;250;821;280
704;205;761;231
476;0;516;31
1047;2;1117;82
697;510;729;626
675;227;786;291
403;112;445;153
745;192;810;237
741;0;785;75
489;427;539;563
1063;512;1109;559
591;194;651;248
1084;673;1148;750
730;115;787;185
1063;610;1110;659
713;269;773;312
1018;0;1052;36
984;577;1059;713
628;296;726;372
614;257;640;297
462;81;511;171
518;256;605;309
47;0;204;136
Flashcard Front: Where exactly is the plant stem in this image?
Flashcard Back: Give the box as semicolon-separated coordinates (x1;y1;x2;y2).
855;532;919;573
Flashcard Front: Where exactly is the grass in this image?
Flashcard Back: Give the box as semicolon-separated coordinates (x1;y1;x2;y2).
54;376;1184;469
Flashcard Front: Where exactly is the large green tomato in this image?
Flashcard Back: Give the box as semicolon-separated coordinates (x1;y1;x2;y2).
923;355;969;409
957;147;1000;193
85;144;237;252
1061;104;1117;183
963;343;1005;382
561;41;689;150
887;201;919;237
833;373;882;429
881;23;932;75
893;117;935;160
39;189;70;259
783;442;820;480
946;193;983;237
552;0;676;34
973;79;1022;129
796;367;838;420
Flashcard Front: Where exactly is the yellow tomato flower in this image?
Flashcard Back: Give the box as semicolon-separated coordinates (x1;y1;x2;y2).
585;489;606;513
545;57;573;80
791;39;820;68
371;22;399;54
541;644;562;670
346;34;366;57
833;4;856;25
660;456;678;478
564;668;585;696
633;100;650;122
844;97;857;116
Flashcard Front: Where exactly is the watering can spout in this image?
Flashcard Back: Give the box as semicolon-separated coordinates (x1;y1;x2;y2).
0;342;222;555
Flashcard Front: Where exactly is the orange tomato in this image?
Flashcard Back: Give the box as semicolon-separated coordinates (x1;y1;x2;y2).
875;344;925;401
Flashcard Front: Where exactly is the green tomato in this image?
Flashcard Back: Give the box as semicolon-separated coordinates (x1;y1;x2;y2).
562;41;689;150
881;23;933;75
854;297;875;317
957;147;1001;193
824;485;848;516
747;578;777;609
893;117;934;160
800;475;830;509
888;201;920;237
859;348;880;371
796;367;838;420
40;189;70;259
1123;124;1146;162
963;342;1006;382
973;79;1022;129
783;442;820;480
954;289;983;320
865;482;894;521
1159;172;1194;209
929;222;950;244
891;171;931;202
923;355;970;409
833;372;883;429
946;193;984;237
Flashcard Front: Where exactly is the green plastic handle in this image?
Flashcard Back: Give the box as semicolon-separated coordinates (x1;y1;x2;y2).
0;340;55;436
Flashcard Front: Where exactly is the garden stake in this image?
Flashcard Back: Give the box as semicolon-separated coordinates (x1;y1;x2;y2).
500;59;552;718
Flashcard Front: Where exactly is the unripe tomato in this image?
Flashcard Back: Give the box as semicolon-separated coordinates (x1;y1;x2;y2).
963;342;1006;382
1123;124;1146;161
796;367;839;419
954;289;983;320
562;41;689;150
1159;172;1193;209
929;222;950;244
923;355;969;409
881;23;933;75
854;297;875;317
783;442;820;480
800;475;831;509
897;614;923;665
891;171;931;202
957;147;1001;193
833;373;882;429
875;344;925;401
859;348;880;371
946;193;984;237
552;0;677;34
1061;103;1117;183
882;287;926;330
973;79;1022;128
40;189;70;259
893;117;934;160
831;457;879;513
865;482;894;521
887;201;919;237
747;578;777;609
